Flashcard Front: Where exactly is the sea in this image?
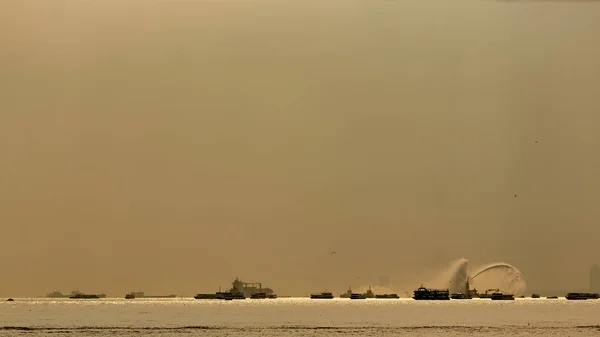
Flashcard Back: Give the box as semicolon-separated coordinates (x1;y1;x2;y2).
1;298;599;336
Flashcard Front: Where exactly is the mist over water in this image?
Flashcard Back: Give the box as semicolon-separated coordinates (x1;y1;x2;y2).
427;259;527;296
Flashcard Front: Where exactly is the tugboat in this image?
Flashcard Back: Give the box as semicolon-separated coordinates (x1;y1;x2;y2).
491;292;515;300
451;293;472;300
413;285;450;300
311;291;334;299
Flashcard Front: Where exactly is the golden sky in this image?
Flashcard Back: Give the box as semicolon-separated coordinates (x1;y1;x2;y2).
1;0;599;296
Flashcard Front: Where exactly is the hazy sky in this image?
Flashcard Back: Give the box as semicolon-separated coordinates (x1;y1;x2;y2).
1;0;600;296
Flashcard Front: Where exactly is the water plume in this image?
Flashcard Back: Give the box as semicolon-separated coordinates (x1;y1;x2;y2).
425;258;527;296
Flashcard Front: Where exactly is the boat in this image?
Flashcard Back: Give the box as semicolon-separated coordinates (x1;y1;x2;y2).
566;292;600;300
46;290;69;298
413;286;450;300
69;291;106;299
194;293;218;299
7;298;14;302
375;293;400;299
340;286;352;298
125;293;135;299
547;296;558;299
451;293;472;300
311;291;334;299
479;289;500;299
250;292;267;299
217;291;245;300
350;293;367;299
468;288;480;298
230;278;274;298
491;292;515;300
126;292;176;299
365;286;375;298
531;294;540;298
195;278;274;300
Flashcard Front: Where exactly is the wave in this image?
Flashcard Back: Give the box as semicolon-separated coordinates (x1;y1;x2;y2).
2;325;599;331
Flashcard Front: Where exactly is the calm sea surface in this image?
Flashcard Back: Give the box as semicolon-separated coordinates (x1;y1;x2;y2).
1;298;599;336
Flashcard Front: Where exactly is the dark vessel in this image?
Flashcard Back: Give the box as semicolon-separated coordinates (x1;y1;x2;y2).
195;278;275;300
451;293;472;300
7;298;14;302
413;286;450;300
69;291;106;299
491;292;515;300
531;294;540;298
311;291;334;299
46;290;69;298
217;291;245;300
194;293;218;300
230;278;274;298
250;292;267;299
375;293;400;299
566;292;600;300
340;286;352;298
125;293;135;299
479;289;500;299
350;293;367;299
547;296;558;299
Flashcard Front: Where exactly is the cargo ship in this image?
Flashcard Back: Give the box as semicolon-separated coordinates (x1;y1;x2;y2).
194;278;276;300
311;291;334;299
413;286;450;300
566;292;600;300
490;292;515;300
69;291;106;299
125;292;177;299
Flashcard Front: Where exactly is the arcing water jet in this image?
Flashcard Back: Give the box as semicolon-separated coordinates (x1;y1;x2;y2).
443;259;526;296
